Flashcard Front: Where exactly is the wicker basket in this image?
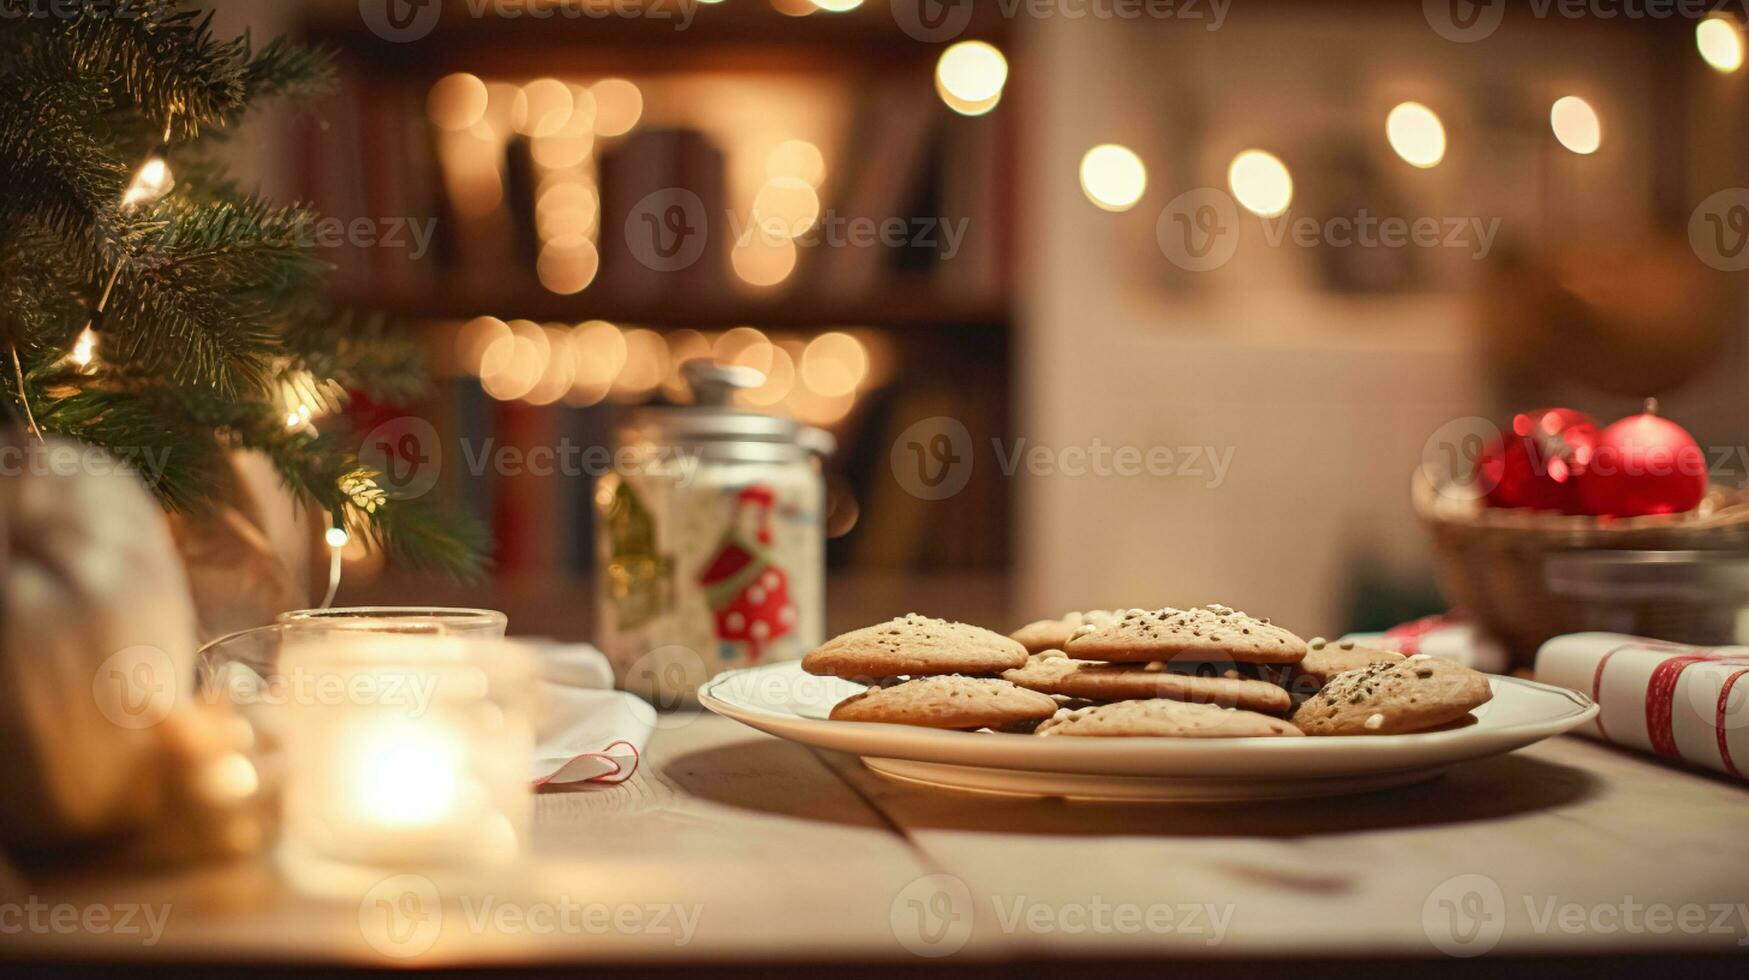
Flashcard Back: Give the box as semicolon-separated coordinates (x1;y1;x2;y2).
1411;472;1749;668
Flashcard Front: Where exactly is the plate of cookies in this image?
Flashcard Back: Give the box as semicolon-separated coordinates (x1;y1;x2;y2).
698;606;1598;801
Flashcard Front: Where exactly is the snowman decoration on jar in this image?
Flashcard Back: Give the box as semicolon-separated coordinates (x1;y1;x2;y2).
696;485;797;664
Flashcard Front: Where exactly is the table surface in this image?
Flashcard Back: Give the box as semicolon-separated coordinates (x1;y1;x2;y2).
6;713;1749;971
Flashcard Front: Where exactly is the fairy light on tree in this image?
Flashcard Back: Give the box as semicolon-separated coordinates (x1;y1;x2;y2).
0;1;483;578
62;133;178;377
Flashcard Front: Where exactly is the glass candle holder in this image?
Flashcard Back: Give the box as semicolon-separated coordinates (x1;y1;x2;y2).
277;606;508;638
273;631;535;898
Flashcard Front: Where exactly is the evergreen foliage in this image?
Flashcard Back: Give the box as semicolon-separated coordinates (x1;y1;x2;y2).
0;0;484;578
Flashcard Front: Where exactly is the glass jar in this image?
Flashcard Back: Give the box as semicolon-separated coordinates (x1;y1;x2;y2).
595;362;833;705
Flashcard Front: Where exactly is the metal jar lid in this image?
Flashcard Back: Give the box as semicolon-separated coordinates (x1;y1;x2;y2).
621;360;836;460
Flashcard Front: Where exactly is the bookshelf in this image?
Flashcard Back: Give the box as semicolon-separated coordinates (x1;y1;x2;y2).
294;2;1018;601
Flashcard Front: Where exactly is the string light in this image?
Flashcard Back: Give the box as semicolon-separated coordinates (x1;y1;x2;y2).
1550;96;1601;154
935;41;1008;116
57;126;178;377
1697;15;1745;73
1227;149;1294;216
320;522;348;609
69;326;100;372
1078;144;1148;212
1385;102;1446;168
121;156;175;209
11;122;180;440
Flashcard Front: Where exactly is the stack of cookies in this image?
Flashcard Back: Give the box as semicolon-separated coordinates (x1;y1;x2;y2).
802;614;1058;731
803;605;1494;738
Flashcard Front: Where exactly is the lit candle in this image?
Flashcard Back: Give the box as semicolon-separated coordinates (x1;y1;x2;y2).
275;627;533;897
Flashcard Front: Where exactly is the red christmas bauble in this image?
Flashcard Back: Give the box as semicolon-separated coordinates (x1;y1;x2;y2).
1575;400;1707;518
1481;407;1598;511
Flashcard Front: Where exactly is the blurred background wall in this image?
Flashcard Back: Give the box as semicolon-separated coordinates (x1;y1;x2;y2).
207;0;1749;639
1018;7;1749;634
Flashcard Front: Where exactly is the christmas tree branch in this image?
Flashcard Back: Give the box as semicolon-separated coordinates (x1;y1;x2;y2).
0;0;486;578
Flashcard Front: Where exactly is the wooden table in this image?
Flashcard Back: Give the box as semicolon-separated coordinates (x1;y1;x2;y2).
6;715;1749;976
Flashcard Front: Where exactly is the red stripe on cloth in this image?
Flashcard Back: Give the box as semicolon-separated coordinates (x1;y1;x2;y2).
1383;614;1463;656
1591;640;1693;742
1645;657;1710;759
533;740;642;788
1719;669;1749;779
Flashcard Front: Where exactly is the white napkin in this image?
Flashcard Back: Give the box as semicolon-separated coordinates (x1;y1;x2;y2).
530;644;654;787
1535;633;1749;780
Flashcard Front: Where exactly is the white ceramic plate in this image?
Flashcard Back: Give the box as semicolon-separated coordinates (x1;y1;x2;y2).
698;661;1598;801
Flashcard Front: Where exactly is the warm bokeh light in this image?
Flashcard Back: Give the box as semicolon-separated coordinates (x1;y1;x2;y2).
437;129;505;217
752;177;821;238
561;84;597;137
590;78;643;137
523;324;576;406
536;236;600;294
786;386;855;427
772;0;817;15
800;331;869;397
482;82;521;138
1227;149;1294;217
1385;101;1446;168
713;326;772;370
569;320;627;387
1078;144;1147;212
731;233;798;287
847;327;893;389
564;320;626;405
531;134;592;170
809;0;863;10
611;328;669;400
456;316;511;375
480;320;549;401
662;329;713;400
517;78;573;138
766;139;826;188
1698;16;1745;73
536;180;598;240
428;73;488;132
738;345;796;407
935;41;1008;116
1550;96;1601;154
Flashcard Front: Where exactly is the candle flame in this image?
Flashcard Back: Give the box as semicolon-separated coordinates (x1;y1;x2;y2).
350;719;462;828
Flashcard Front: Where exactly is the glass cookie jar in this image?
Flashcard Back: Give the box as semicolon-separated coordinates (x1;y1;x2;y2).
595;362;833;705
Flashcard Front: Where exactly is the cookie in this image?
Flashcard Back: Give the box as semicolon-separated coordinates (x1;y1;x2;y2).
1036;699;1303;738
803;614;1027;679
828;676;1058;730
1002;652;1292;714
1295;637;1405;686
1291;655;1493;736
1063;604;1307;665
1010;610;1122;654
